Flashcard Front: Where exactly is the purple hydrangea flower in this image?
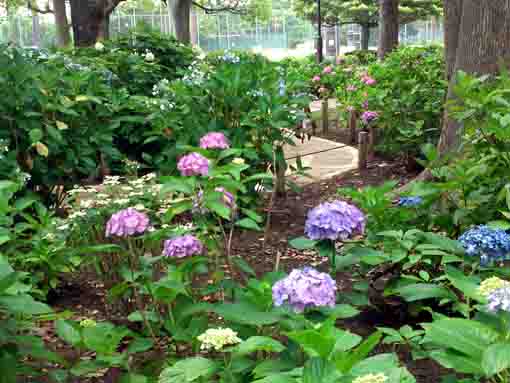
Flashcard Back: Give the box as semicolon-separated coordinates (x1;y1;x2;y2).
361;100;369;110
487;286;510;313
305;200;365;241
199;132;230;150
458;225;510;265
361;111;379;124
105;208;150;237
272;267;337;312
163;234;203;258
214;187;235;209
177;152;210;177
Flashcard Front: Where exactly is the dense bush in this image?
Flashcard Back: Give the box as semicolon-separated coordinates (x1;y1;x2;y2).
343;46;447;163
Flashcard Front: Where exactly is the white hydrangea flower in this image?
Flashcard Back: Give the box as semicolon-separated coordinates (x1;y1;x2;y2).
479;277;509;297
197;328;242;351
232;157;245;165
353;373;388;383
144;50;155;62
94;41;104;51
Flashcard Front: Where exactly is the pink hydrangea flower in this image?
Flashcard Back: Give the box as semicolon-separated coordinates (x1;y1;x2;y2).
105;208;150;237
312;75;321;82
318;87;327;93
177;152;210;177
199;132;230;150
361;74;376;86
322;66;333;74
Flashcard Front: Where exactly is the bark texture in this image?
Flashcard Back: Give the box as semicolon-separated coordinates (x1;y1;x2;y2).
53;0;71;47
69;0;118;47
173;0;192;44
378;0;399;59
438;0;510;155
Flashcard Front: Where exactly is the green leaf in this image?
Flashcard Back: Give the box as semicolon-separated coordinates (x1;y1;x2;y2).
119;374;148;383
289;237;317;250
318;304;360;319
235;217;262;231
55;320;82;346
303;357;337;383
159;357;217;383
205;200;231;219
391;283;454;302
234;336;285;356
127;337;154;354
232;257;256;276
0;294;52;315
213;303;282;326
482;342;510;377
423;318;499;359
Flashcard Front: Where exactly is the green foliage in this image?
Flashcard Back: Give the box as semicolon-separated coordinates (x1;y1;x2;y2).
343;46;446;161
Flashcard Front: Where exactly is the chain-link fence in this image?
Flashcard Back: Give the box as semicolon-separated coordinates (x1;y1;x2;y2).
0;6;443;59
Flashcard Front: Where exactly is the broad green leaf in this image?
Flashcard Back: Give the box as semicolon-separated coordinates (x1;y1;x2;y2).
391;283;454;302
289;237;317;250
482;342;510;377
0;294;52;315
423;318;499;359
159;357;217;383
55;320;82;346
213;303;282;326
235;217;262;231
234;336;285;355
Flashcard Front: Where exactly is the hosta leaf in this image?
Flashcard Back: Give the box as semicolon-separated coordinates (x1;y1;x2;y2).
482;342;510;377
234;336;285;355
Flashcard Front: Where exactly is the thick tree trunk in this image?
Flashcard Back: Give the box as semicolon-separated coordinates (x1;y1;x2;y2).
173;0;192;44
443;0;463;81
70;0;115;46
53;0;71;47
378;0;399;59
438;0;510;155
360;23;370;50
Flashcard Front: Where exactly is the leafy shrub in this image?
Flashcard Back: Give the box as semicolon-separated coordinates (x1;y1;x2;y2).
343;46;446;163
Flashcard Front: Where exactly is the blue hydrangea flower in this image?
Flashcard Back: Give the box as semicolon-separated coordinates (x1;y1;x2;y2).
272;267;337;312
219;51;240;64
487;286;510;313
397;196;423;207
305;201;365;241
458;225;510;265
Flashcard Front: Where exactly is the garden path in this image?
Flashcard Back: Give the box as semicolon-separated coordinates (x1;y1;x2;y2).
284;136;358;184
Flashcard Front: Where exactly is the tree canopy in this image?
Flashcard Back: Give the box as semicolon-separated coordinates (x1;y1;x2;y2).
293;0;442;27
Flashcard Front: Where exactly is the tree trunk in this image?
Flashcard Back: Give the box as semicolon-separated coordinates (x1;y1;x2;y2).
360;23;370;50
53;0;71;47
173;0;192;44
378;0;399;59
443;0;463;81
69;0;115;47
438;0;510;155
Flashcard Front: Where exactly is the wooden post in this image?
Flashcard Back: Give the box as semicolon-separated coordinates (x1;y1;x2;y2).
358;131;369;171
275;162;286;197
321;99;328;134
349;110;357;144
368;126;376;159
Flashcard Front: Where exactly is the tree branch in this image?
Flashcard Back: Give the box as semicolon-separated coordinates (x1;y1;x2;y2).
191;0;246;14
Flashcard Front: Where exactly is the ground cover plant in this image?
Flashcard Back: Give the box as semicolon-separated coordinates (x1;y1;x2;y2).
2;22;510;383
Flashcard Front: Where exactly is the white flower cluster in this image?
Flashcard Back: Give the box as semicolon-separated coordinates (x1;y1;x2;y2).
152;78;171;97
353;373;388;383
144;50;155;62
197;328;242;351
94;41;105;51
182;60;208;86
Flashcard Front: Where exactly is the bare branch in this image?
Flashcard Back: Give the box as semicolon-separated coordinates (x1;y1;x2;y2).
191;0;246;14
